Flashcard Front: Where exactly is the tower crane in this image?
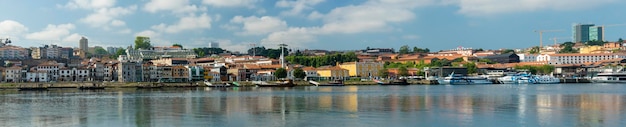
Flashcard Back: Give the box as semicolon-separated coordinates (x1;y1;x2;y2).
534;30;563;51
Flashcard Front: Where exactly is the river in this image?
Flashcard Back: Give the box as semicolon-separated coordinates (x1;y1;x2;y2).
1;83;625;127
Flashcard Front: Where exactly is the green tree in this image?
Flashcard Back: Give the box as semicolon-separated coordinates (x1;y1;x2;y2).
559;42;578;53
464;62;477;74
274;68;288;79
398;66;409;76
502;49;515;54
399;45;410;55
619;38;624;43
110;48;127;59
134;36;152;49
293;68;306;79
412;46;430;53
193;47;225;57
94;47;108;55
528;46;540;54
173;43;183;49
378;69;389;79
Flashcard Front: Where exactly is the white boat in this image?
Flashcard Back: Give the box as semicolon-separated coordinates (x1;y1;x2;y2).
591;72;626;83
204;81;231;87
438;73;493;85
497;74;537;84
534;75;560;84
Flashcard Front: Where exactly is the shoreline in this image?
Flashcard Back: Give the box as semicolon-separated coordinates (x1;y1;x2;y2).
0;80;440;89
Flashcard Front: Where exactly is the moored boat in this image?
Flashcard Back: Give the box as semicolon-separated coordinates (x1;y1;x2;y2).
255;79;295;87
438;73;493;85
591;72;626;83
534;75;560;84
205;81;232;87
317;79;345;86
378;78;409;85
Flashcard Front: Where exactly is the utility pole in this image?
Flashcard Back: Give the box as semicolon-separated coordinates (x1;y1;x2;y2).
249;43;256;57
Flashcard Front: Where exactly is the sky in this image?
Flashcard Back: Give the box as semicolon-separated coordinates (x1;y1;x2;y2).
1;0;626;52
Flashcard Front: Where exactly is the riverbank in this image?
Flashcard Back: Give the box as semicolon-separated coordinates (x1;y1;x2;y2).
0;80;441;89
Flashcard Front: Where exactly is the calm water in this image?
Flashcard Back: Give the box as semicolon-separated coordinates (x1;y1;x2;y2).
1;84;626;127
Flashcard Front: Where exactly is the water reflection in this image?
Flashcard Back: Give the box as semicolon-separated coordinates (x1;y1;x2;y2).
0;84;626;126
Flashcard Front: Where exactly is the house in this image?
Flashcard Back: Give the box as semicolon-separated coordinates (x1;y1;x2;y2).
4;66;23;82
339;61;384;78
26;71;48;82
480;53;520;63
316;66;349;80
537;53;626;65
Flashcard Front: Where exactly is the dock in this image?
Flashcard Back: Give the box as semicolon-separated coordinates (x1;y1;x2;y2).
78;83;106;90
18;84;49;91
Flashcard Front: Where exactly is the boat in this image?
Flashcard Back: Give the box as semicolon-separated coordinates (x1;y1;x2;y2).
497;73;537;84
438;73;493;85
78;83;106;90
255;79;295;87
534;75;560;84
378;78;409;85
591;72;626;83
137;83;164;89
18;84;49;91
204;81;231;87
317;79;345;86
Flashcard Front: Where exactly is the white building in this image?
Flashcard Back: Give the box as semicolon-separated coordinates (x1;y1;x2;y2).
59;68;90;82
208;42;219;48
4;66;23;82
537;53;626;65
517;53;539;62
35;62;60;81
0;45;28;59
26;71;48;82
45;45;60;59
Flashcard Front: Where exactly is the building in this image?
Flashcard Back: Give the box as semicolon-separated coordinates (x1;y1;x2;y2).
339;61;384;78
0;45;28;59
4;66;23;82
107;47;122;55
517;53;539;62
589;26;603;41
572;23;595;43
316;66;349;80
579;46;604;54
35;61;60;81
117;61;142;82
480;53;520;63
537;53;626;65
208;42;219;48
59;67;90;82
26;71;48;82
79;37;88;53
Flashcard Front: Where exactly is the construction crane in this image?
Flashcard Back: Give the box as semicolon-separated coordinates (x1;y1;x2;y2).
601;23;626;41
534;30;563;51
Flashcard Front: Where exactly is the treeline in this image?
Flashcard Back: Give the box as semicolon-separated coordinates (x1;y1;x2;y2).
285;52;359;67
193;48;226;57
247;47;289;59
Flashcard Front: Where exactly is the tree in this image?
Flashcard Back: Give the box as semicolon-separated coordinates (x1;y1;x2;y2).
134;36;152;49
619;38;624;43
464;62;477;74
528;46;540;54
378;69;389;79
399;45;410;55
274;68;288;79
194;47;225;57
398;66;409;77
94;47;109;55
559;42;578;53
293;68;306;79
111;48;127;59
502;49;515;54
173;43;183;49
413;46;430;53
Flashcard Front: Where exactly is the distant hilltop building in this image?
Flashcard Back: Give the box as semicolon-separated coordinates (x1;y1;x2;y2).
79;37;88;52
208;42;219;48
124;46;197;61
572;23;603;42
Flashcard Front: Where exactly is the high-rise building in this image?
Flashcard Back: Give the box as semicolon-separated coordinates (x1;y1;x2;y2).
589;26;603;41
208;42;219;48
79;37;88;52
572;24;595;42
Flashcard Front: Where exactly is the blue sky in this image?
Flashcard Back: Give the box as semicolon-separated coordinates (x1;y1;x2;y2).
1;0;625;52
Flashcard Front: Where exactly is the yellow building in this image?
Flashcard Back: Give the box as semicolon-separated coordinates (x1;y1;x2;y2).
579;46;603;54
316;66;349;80
339;61;384;78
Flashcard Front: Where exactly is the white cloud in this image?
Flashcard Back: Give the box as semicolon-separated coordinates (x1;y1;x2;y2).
26;23;77;41
202;0;259;7
62;33;84;43
60;0;116;9
143;0;205;14
446;0;618;16
135;30;160;38
276;0;325;16
79;6;137;29
151;13;212;33
262;0;425;48
231;16;288;35
0;20;28;38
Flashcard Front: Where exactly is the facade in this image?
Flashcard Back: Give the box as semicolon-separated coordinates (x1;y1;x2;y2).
589;26;603;41
60;48;73;59
118;61;141;82
481;53;520;63
4;66;23;82
59;68;90;82
26;71;48;82
31;47;45;59
35;62;60;81
572;24;595;43
517;53;539;62
301;67;319;80
79;37;88;53
339;61;384;78
579;46;604;54
537;53;626;65
317;66;349;80
107;47;122;55
0;46;28;59
171;65;189;82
